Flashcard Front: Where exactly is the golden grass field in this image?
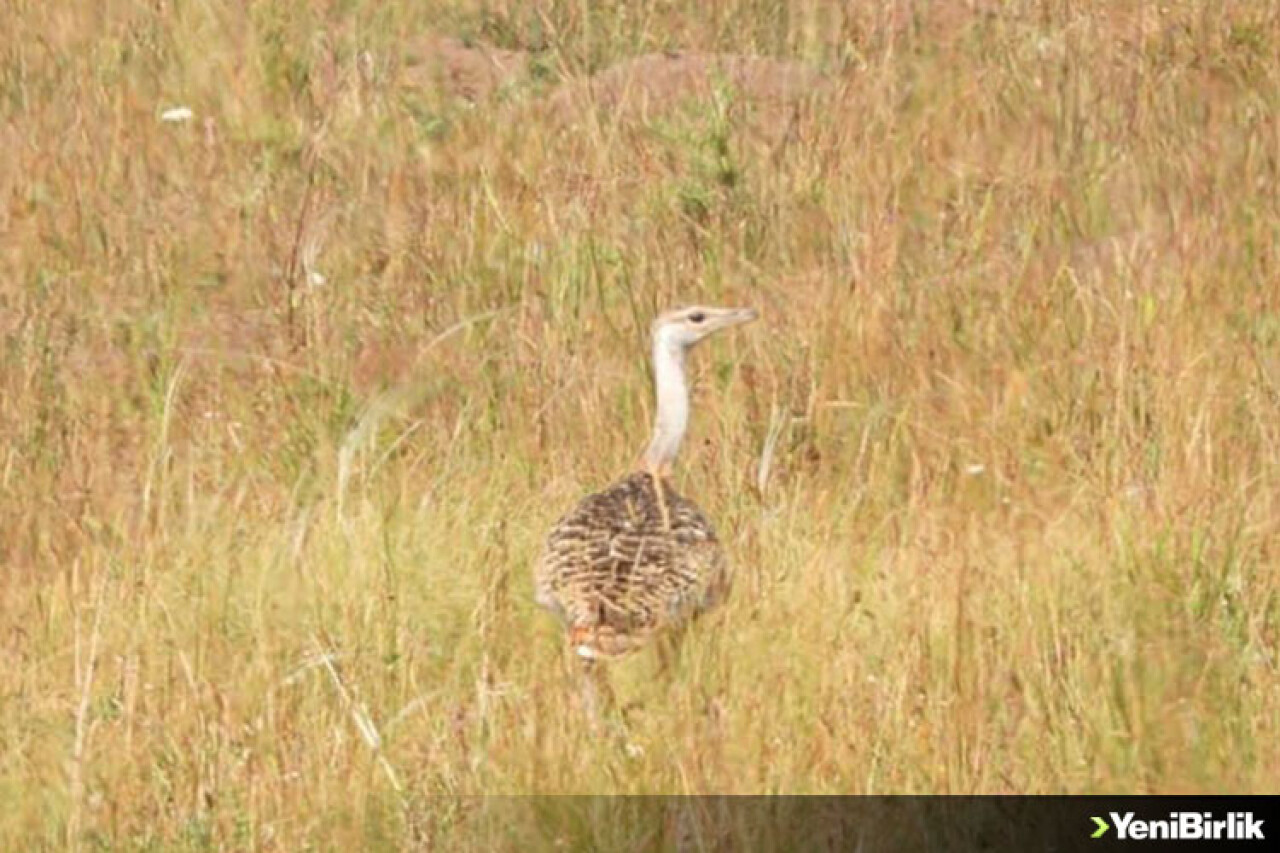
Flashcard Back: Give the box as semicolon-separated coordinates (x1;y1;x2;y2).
2;0;1279;848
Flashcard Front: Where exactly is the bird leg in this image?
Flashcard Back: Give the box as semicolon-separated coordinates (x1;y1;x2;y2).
656;636;675;678
578;658;616;731
577;659;645;756
655;629;687;679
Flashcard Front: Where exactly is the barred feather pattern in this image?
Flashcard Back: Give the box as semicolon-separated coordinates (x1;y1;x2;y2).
535;472;730;658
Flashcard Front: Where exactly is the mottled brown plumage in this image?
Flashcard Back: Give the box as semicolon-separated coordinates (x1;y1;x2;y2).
535;471;730;658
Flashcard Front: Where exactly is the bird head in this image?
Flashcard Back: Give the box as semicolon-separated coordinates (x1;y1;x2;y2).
652;305;759;352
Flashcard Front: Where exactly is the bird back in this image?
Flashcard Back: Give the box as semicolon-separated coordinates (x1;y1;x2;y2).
534;471;730;658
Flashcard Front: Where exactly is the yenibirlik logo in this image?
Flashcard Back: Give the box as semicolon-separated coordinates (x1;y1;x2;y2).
1091;812;1265;841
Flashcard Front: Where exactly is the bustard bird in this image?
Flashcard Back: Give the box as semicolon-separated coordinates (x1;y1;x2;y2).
535;306;758;670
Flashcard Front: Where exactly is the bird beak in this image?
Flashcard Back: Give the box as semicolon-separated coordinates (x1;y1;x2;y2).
721;307;759;328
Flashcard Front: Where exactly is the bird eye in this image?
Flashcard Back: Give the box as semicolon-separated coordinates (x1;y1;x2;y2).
689;312;706;323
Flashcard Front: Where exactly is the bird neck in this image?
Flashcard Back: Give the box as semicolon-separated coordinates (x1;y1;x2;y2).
643;334;689;475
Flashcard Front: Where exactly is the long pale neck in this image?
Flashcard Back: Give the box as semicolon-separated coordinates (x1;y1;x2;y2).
643;335;689;473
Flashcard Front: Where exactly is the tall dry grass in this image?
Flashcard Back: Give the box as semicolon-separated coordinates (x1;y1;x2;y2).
1;0;1278;848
